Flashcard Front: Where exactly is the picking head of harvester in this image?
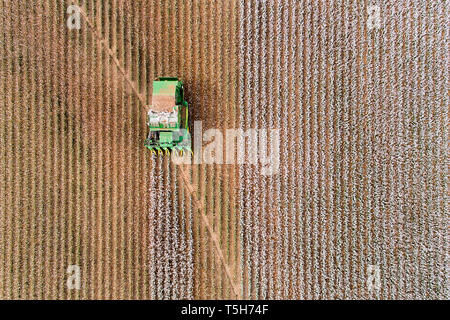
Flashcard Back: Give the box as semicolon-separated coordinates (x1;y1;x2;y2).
145;77;192;156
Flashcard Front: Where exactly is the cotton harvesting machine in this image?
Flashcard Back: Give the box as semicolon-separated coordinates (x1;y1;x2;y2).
145;77;192;155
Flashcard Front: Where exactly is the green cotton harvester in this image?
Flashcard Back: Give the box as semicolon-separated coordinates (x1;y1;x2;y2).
145;77;192;156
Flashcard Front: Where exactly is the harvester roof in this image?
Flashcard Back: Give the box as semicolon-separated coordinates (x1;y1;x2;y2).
150;80;178;112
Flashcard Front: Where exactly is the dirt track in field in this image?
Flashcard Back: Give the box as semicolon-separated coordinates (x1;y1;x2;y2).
0;0;447;299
